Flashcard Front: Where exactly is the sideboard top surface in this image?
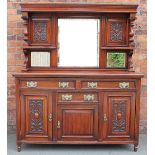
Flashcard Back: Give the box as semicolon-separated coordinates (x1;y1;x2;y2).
13;71;144;78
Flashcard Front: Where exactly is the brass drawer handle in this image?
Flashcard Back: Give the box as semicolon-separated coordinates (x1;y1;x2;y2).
62;94;72;101
59;82;69;88
27;81;37;88
84;94;94;101
57;121;61;128
104;114;107;122
119;82;129;88
48;113;52;122
88;82;97;88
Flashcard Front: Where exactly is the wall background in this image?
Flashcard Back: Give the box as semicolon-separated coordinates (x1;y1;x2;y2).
7;0;147;133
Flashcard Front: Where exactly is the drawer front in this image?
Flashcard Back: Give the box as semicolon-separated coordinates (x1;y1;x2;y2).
20;80;75;89
81;81;135;89
57;92;99;102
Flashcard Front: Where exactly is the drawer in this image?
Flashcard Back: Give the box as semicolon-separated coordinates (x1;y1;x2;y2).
20;80;75;89
57;92;99;102
81;81;135;89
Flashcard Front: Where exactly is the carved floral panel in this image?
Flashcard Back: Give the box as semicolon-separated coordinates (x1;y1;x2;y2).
112;101;127;132
29;99;43;133
110;22;123;42
106;18;128;46
33;21;47;42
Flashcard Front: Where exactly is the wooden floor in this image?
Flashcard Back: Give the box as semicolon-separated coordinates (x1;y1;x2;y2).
7;134;147;155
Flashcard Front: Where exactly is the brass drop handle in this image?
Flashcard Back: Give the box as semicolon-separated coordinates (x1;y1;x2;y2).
59;82;69;88
104;114;107;122
62;94;72;101
119;82;129;88
57;121;61;128
48;113;52;122
88;82;97;88
84;94;94;101
27;81;37;88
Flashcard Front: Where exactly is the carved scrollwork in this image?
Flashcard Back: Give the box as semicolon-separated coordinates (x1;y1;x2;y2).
23;49;29;70
21;12;29;44
129;13;136;47
128;51;134;72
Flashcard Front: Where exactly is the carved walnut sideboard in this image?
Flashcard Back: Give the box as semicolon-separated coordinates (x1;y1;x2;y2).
13;3;144;152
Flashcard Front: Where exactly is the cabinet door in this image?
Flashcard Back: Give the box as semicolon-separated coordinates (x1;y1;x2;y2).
30;18;52;45
105;17;128;46
57;104;98;141
104;92;135;140
21;91;52;141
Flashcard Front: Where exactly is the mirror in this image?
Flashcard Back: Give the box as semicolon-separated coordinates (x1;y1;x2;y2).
31;52;50;67
58;19;100;67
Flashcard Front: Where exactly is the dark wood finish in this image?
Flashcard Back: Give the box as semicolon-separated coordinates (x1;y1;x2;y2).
57;104;98;141
30;17;51;45
105;15;129;46
14;72;143;151
20;91;52;141
21;4;137;71
104;92;135;140
14;3;143;152
20;3;138;13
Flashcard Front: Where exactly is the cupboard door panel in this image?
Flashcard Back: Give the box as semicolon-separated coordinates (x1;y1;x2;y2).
105;17;128;46
57;104;98;141
30;18;51;45
21;92;51;141
104;92;135;140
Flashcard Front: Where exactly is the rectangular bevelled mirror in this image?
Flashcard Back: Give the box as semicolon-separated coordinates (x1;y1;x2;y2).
58;19;100;67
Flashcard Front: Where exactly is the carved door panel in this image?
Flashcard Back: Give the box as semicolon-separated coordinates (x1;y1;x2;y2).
57;104;98;141
104;92;135;140
105;16;128;46
21;92;52;141
30;18;52;45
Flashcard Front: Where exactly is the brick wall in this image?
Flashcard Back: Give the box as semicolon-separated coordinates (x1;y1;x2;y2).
7;0;147;133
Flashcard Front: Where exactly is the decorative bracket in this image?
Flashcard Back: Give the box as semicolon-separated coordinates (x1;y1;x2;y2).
128;50;134;72
21;12;29;44
129;13;136;47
